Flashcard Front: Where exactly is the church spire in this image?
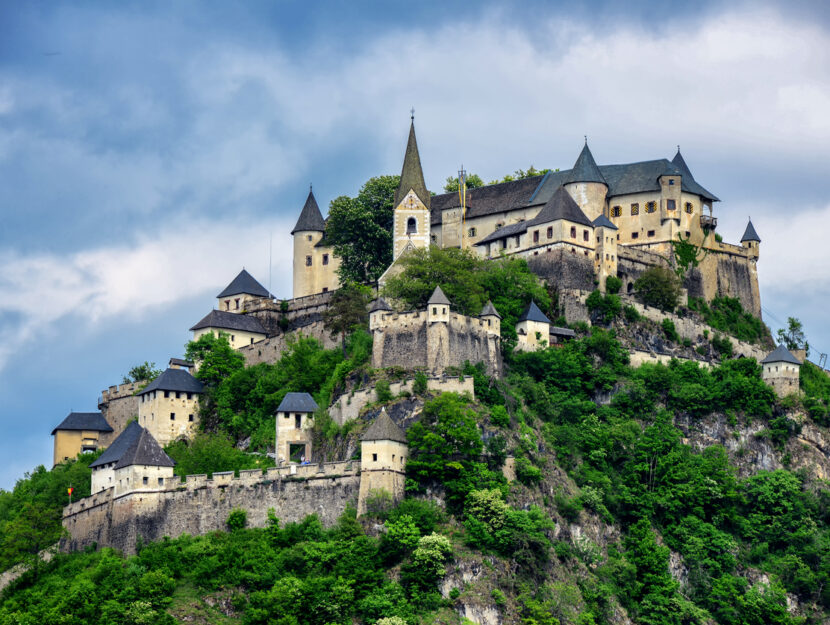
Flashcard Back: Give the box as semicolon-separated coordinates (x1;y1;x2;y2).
394;119;430;209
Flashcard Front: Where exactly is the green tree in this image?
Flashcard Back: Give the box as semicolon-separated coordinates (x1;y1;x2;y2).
325;175;400;283
185;332;245;389
322;281;373;355
122;361;162;384
443;173;484;193
633;266;681;311
777;317;809;356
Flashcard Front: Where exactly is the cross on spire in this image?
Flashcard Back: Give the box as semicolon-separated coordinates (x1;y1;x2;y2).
410;107;415;120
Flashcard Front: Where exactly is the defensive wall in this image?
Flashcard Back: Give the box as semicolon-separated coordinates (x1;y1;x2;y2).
239;320;339;366
329;376;475;425
527;248;595;292
62;461;361;555
98;382;142;446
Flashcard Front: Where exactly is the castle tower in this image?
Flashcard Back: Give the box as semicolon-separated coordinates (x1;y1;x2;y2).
217;269;271;313
275;392;318;464
392;118;431;259
515;301;551;351
369;297;392;332
357;408;408;515
137;367;204;447
51;411;113;467
658;162;683;235
741;219;761;260
564;141;608;222
480;300;501;337
761;344;801;397
292;188;340;298
592;214;619;293
427;286;451;324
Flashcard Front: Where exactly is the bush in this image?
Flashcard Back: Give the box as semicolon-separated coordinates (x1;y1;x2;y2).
623;305;641;322
586;290;622;324
662;318;680;343
375;379;393;403
712;334;734;358
226;508;247;531
633;266;681;311
412;371;428;396
490;405;510;428
605;276;623;294
515;457;543;485
687;296;766;344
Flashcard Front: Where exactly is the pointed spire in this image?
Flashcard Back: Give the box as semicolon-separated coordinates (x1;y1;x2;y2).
361;407;407;443
741;219;761;243
671;147;693;179
394;119;431;209
565;142;606;185
427;285;451;306
518;301;551;324
291;188;326;234
480;300;501;319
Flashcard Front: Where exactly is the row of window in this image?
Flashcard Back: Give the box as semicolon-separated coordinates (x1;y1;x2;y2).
611;201;694;217
141;391;195;402
223;298;241;311
168;412;195;422
305;253;330;266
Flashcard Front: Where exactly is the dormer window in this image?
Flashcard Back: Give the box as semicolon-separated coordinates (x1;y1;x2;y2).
406;217;417;234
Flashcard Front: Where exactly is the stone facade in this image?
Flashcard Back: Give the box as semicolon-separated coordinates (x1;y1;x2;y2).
138;390;200;447
98;382;142;446
357;439;408;516
762;361;801;397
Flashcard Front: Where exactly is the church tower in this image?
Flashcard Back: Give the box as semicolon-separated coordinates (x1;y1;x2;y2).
392;116;431;259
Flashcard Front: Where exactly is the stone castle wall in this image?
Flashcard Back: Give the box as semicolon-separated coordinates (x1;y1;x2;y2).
98;382;142;446
239;321;339;366
63;461;361;555
527;248;595;292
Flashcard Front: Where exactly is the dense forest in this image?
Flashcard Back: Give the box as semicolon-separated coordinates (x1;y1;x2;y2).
2;251;830;624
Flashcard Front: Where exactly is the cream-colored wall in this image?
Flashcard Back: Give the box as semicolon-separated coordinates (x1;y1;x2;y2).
394;191;431;258
114;464;175;497
435;204;543;252
594;226;618;292
357;439;408;515
138;391;200;447
216;293;265;314
192;327;266;350
276;410;313;463
565;182;607;222
293;230;341;299
516;319;549;350
92;464;116;494
53;430;103;466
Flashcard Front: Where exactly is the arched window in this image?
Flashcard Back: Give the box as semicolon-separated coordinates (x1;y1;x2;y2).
406;217;417;234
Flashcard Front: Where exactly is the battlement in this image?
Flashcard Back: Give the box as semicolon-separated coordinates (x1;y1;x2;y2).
98;381;143;407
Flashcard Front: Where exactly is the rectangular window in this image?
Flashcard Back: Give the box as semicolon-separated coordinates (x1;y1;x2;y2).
170;413;175;421
295;415;302;429
547;227;553;239
322;254;329;265
646;202;656;213
685;231;691;238
583;230;589;242
158;478;164;486
234;298;240;310
669;179;675;185
143;477;148;485
647;230;655;237
187;393;192;400
175;391;181;399
305;255;312;266
500;239;506;249
372;453;378;462
468;227;476;237
570;226;576;238
632;232;639;239
250;337;254;344
685;202;694;214
631;203;639;215
189;414;194;422
667;199;676;210
514;235;520;246
164;391;169;398
612;206;621;217
533;230;539;243
322;287;328;292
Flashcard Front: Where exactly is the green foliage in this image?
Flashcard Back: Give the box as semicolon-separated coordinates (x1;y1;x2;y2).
670;232;708;278
802;361;830;424
402;532;452;591
443;172;484;192
122;361;162;384
488;165;552;185
226;508;247;531
412;371;428;396
164;433;273;478
633;266;681;311
322;281;373;353
623;304;641;322
185;332;245;389
661;318;679;343
605;275;623;294
712;333;734;358
585;290;621;324
777;316;810;356
325;175;400;283
687;296;767;344
375;379;393;403
490;405;510;428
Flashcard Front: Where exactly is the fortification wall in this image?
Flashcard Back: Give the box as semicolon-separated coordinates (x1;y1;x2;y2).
698;251;761;318
239;321;339;366
98;382;142;446
527;248;595;291
329;376;475;425
63;462;360;555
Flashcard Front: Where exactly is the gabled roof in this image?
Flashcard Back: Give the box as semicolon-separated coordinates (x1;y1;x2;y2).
139;368;204;396
189;309;267;334
473;220;529;246
370;297;392;313
480;300;501;319
565;143;606;185
761;344;802;365
428;286;451;306
741;219;760;243
518;301;551;324
592;214;618;230
114;427;175;470
394;120;431;209
291;188;327;234
51;412;112;436
217;269;271;299
90;421;143;468
361;408;407;443
277;392;318;413
530;186;593;227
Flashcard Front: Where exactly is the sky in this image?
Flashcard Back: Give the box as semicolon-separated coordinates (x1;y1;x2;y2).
1;0;829;490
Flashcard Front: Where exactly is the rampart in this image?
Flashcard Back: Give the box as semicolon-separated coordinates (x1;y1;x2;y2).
527;248;595;291
98;382;142;446
329;376;475;425
239;320;339;366
62;461;361;555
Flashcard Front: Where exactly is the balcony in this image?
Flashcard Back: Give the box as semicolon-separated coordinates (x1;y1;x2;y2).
700;215;718;230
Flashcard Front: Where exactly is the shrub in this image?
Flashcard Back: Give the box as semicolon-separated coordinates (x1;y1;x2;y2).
375;379;393;403
687;296;766;344
491;588;507;607
364;489;394;519
623;305;641;322
586;290;622;324
712;334;734;358
605;276;623;294
226;508;247;531
490;405;510;428
633;266;681;311
515;457;543;485
662;318;680;342
412;371;428;396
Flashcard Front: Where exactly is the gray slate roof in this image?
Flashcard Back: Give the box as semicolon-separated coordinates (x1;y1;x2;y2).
395;120;431;209
370;297;392;313
530;186;593;227
565;143;606;185
291;189;327;234
277;392;318;413
474;220;530;246
189;309;267;334
741;220;761;243
592;214;618;230
550;326;576;337
114;427;175;470
480;300;501;319
90;421;142;468
168;358;194;368
217;269;271;298
428;286;451;306
361;408;407;443
51;412;112;436
139;368;204;396
518;301;551;324
761;345;802;365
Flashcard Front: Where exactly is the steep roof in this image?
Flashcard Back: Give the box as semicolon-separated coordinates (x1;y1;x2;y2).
592;214;618;230
51;412;112;436
671;148;692;178
741;219;761;243
394;120;431;209
530;186;593;227
473;220;529;246
480;300;501;319
291;188;327;234
277;392;318;413
761;345;802;365
217;269;271;298
114;427;175;470
89;421;143;468
139;368;204;396
428;285;451;306
361;408;407;443
565;143;606;185
518;301;551;324
369;297;392;313
189;309;267;334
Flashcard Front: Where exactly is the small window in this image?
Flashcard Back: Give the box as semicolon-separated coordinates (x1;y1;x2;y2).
176;391;181;399
547;227;553;239
430;234;437;242
189;414;194;422
305;255;312;266
143;477;148;485
442;307;446;314
583;230;589;242
468;227;476;237
646;202;656;213
164;391;169;398
372;453;378;462
250;337;255;344
392;454;396;462
234;298;240;310
406;217;417;234
433;307;437;314
667;199;676;210
501;239;506;249
170;413;175;421
631;203;639;216
533;230;539;243
514;235;520;246
225;299;230;310
632;232;639;239
231;335;235;342
685;202;693;214
612;206;621;217
295;415;302;429
306;235;312;241
187;393;192;400
647;230;655;237
158;477;164;486
495;222;503;230
322;287;328;292
570;226;576;238
685;231;691;238
322;254;329;265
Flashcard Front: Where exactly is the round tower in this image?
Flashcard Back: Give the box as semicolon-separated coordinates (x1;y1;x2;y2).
292;187;327;299
564;140;608;222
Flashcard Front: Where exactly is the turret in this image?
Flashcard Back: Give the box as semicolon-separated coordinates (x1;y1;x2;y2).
658;161;683;226
427;286;451;324
275;392;318;464
741;219;760;260
515;301;551;351
392;117;431;259
592;214;619;293
292;187;336;299
357;407;408;515
216;269;271;313
480;300;501;337
369;297;392;331
564;141;608;222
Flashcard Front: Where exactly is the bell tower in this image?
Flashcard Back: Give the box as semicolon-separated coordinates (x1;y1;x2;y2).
392;113;431;259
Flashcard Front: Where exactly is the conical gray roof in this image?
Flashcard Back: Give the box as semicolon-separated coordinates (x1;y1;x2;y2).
761;344;801;365
217;269;271;298
565;143;606;185
428;285;451;306
480;300;501;319
592;214;618;230
291;189;326;234
531;186;593;227
518;301;551;324
360;408;407;443
741;219;760;243
370;297;392;313
671;148;692;178
394;120;430;209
